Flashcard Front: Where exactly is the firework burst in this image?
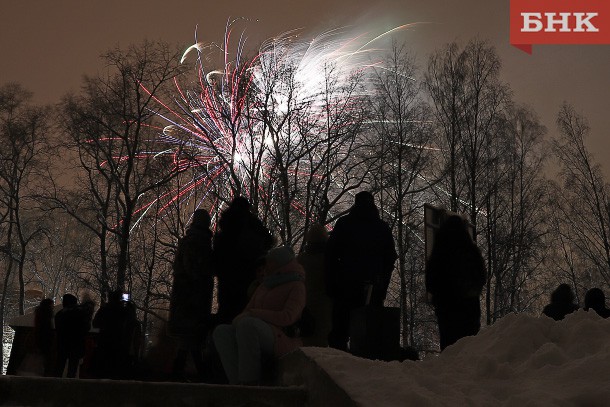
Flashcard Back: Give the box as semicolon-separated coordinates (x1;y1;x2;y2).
139;21;416;238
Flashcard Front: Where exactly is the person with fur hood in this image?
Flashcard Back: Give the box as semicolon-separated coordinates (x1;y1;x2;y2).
213;246;306;385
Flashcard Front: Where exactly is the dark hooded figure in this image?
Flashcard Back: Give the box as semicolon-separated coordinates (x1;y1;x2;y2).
426;215;486;351
92;290;140;379
584;287;610;319
325;191;397;351
213;197;274;325
34;298;55;376
542;283;579;321
168;208;214;379
54;294;92;377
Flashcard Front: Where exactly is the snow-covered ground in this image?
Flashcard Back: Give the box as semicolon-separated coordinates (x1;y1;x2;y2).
3;309;609;405
305;310;610;406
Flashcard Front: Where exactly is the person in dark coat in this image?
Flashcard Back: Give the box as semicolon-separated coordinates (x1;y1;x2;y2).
168;209;214;379
213;196;274;325
34;298;55;376
325;191;397;351
297;223;332;347
92;290;140;379
542;283;579;321
583;287;610;318
426;215;486;351
54;294;92;377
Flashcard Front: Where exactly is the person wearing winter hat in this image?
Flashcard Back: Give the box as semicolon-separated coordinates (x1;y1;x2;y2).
213;245;306;385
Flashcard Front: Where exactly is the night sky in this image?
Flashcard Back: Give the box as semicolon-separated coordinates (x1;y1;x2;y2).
2;0;609;170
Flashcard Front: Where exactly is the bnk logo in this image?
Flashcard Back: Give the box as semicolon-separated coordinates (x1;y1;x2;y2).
521;12;598;32
510;0;610;54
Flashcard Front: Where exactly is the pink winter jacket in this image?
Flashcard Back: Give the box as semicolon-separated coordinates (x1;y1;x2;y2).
242;259;306;357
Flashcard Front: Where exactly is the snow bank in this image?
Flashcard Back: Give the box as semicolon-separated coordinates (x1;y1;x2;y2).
304;310;610;406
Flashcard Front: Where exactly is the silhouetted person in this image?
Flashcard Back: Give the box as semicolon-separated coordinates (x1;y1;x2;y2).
325;191;397;351
92;291;140;379
78;294;96;378
168;209;214;380
298;223;332;347
542;283;579;321
54;294;92;377
584;287;610;318
213;197;274;325
124;300;143;374
34;298;55;376
213;246;306;385
426;215;486;351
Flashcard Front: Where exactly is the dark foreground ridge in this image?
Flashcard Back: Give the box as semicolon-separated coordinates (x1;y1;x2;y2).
0;377;306;407
0;349;357;407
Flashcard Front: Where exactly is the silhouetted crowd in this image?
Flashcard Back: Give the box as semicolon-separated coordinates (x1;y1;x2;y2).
542;283;610;320
34;292;142;379
26;193;610;384
32;290;141;379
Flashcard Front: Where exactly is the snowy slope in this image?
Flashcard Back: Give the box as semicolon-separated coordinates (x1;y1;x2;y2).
304;310;610;406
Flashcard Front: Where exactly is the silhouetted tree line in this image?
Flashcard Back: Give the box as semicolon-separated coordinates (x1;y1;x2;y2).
2;36;610;368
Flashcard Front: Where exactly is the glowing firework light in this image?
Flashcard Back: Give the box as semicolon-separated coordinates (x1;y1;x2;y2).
144;21;419;238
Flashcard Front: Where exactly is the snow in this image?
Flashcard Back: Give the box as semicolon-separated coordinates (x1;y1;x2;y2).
303;310;610;406
2;327;14;375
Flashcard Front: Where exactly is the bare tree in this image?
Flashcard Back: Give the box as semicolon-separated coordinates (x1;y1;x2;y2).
546;181;591;301
257;59;373;245
484;105;548;320
0;82;50;369
425;42;467;213
300;63;374;240
552;103;610;287
426;39;510;236
54;41;188;294
31;212;85;299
